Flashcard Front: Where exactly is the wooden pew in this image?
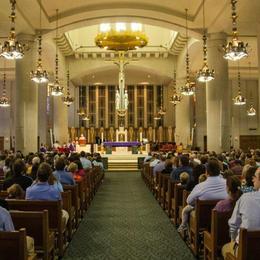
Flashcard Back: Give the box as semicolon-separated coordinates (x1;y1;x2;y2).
0;190;8;199
11;210;55;260
63;184;80;227
61;190;74;241
203;209;232;260
226;228;260;260
177;189;191;233
160;174;170;210
6;199;66;257
171;184;184;225
165;180;176;217
189;199;220;257
0;228;37;260
76;178;85;218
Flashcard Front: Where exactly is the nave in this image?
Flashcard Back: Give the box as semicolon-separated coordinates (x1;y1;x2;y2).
64;172;194;259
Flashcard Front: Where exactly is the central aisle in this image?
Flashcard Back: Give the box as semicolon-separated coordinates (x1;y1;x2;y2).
64;172;195;259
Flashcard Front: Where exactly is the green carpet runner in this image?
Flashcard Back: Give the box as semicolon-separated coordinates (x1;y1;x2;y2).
64;172;195;259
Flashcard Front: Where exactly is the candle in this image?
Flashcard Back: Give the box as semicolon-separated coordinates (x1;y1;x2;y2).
140;132;142;142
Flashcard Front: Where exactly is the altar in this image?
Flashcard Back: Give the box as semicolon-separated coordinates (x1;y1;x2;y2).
103;141;141;154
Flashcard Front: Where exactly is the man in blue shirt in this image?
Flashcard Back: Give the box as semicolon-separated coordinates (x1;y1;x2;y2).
0;206;14;231
53;158;75;186
170;155;193;181
26;163;61;201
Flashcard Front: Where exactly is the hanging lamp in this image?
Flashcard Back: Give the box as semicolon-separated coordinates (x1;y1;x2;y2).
196;0;214;82
180;9;195;96
0;73;11;107
0;0;24;60
48;9;63;96
62;69;74;106
223;0;248;61
233;68;246;105
170;70;182;105
30;0;48;83
246;62;256;116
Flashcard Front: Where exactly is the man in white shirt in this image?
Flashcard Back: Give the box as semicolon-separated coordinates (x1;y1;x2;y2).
80;151;92;170
222;167;260;259
178;158;228;232
187;158;228;206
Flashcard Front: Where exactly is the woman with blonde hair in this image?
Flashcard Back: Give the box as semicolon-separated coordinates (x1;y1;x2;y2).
7;184;25;199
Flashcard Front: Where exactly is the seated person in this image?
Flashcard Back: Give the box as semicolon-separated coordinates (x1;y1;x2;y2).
0;205;35;256
53;158;75;185
178;158;228;232
241;166;257;193
3;159;33;191
26;163;61;201
214;176;242;212
222;167;260;259
26;163;69;225
7;184;25;199
67;162;80;181
80;151;92;170
92;154;105;171
153;154;166;176
161;159;173;175
170;155;193;181
177;172;190;187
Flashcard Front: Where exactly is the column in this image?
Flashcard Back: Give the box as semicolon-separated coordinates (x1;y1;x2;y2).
15;34;38;154
257;24;260;131
207;32;230;152
175;47;191;148
53;46;68;145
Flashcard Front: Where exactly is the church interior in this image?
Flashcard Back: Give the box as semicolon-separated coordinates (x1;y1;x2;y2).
0;0;260;259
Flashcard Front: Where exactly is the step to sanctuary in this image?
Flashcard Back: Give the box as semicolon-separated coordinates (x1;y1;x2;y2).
102;154;145;172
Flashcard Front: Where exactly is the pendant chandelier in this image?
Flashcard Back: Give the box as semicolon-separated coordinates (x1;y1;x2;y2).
0;73;11;107
30;0;48;83
246;62;256;116
170;70;182;105
0;0;24;60
233;69;246;105
48;9;63;96
95;23;148;51
247;104;256;116
223;0;248;61
180;9;195;96
62;69;74;106
196;0;214;82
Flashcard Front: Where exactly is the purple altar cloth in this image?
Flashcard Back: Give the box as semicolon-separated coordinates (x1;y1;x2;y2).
103;141;141;147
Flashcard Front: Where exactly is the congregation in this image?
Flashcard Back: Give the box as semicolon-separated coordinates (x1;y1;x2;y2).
142;148;260;259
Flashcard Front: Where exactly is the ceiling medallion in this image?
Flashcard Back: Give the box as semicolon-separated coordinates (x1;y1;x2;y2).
0;0;24;60
95;23;148;51
223;0;248;61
